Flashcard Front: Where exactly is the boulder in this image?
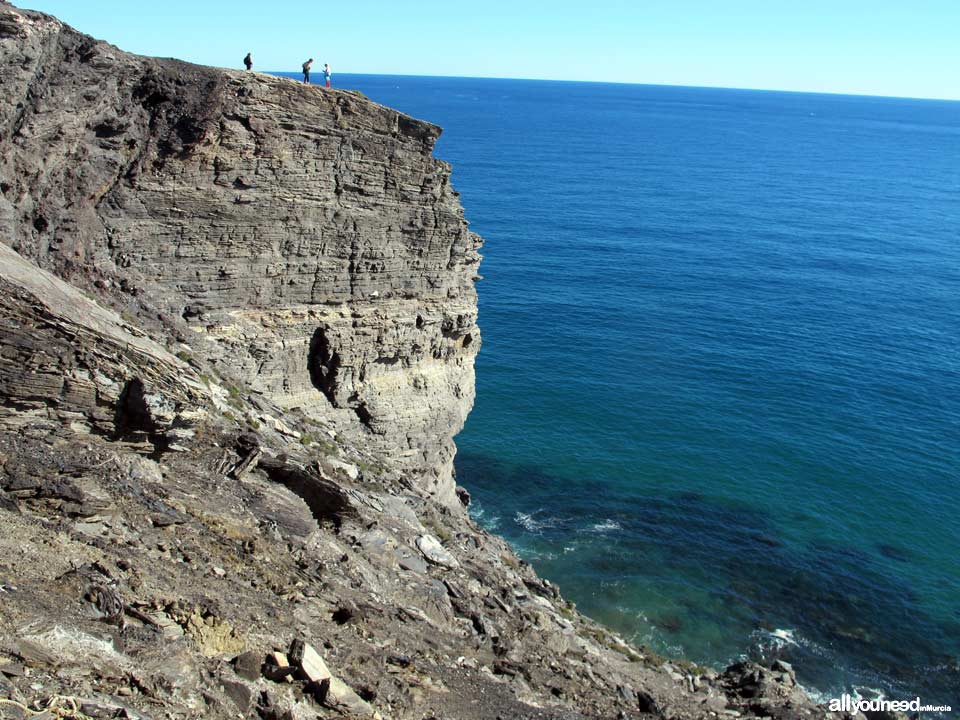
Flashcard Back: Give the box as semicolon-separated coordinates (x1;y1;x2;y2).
288;639;331;685
416;534;459;569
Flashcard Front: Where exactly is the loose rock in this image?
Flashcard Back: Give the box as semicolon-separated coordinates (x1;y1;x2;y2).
416;534;460;569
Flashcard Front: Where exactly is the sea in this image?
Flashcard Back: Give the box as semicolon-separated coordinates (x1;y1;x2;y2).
279;73;960;708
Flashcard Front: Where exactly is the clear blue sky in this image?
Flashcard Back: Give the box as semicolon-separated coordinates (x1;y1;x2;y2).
20;0;960;100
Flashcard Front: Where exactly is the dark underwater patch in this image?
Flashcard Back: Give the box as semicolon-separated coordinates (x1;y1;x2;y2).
876;542;911;562
455;451;960;709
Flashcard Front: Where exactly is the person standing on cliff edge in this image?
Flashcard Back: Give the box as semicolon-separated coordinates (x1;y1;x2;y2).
243;53;252;70
302;58;313;83
323;63;331;88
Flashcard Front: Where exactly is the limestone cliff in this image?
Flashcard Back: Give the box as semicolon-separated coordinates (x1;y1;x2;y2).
0;5;480;504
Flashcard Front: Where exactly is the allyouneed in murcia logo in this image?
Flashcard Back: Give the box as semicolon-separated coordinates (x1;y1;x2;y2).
828;694;952;714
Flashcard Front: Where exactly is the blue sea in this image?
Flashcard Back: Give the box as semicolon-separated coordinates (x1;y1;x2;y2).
286;74;960;707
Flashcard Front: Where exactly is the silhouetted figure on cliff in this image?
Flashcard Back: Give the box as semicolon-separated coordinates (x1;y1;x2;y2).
243;53;252;70
302;58;313;83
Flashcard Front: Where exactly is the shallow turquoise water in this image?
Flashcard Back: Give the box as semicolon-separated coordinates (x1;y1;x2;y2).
294;74;960;706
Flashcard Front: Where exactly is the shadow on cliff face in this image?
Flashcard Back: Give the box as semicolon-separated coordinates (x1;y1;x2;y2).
308;327;339;404
307;327;376;430
132;64;227;162
454;451;960;704
257;455;358;530
113;377;174;450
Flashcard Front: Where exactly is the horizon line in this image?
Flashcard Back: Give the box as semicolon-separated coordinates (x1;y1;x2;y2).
259;70;960;104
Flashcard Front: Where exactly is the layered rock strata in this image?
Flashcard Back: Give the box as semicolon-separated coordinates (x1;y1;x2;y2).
0;5;480;503
0;243;208;441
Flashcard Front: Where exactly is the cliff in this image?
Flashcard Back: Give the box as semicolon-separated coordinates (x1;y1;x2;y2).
0;4;480;505
0;5;851;720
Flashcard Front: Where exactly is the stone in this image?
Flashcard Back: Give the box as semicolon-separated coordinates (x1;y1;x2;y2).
149;509;187;527
324;676;375;717
0;678;14;708
618;684;638;705
386;654;412;668
184;611;245;657
148;612;184;641
221;678;255;714
136;643;202;697
771;659;793;674
416;534;459;569
288;639;331;685
258;456;359;527
77;698;151;720
264;651;293;681
12;639;59;669
544;631;570;655
0;491;18;513
0;661;25;677
164;427;195;452
636;690;664;717
236;433;261;455
259;413;301;439
229;447;262;480
319;457;360;481
397;552;429;574
232;650;262;681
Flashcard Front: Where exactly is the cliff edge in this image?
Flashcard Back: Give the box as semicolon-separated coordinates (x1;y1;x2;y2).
0;5;859;720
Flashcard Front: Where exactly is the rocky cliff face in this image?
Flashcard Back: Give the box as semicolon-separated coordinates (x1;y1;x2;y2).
0;5;480;504
0;5;858;720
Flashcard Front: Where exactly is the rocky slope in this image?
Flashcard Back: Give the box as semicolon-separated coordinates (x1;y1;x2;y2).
0;4;873;720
